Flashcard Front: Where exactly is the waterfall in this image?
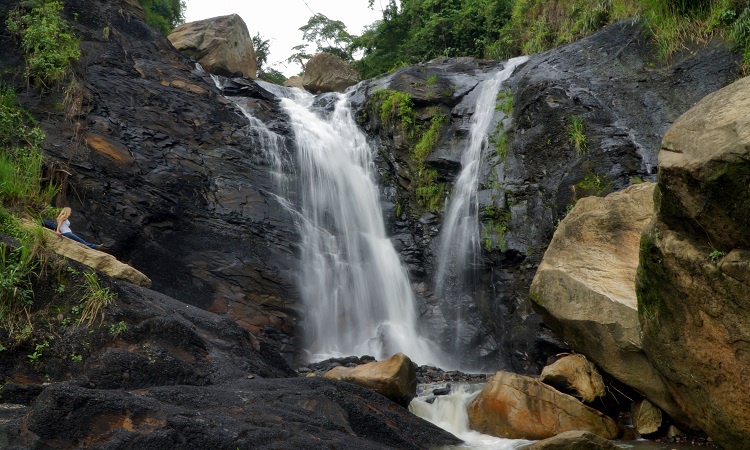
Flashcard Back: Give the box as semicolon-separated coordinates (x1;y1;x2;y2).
271;88;445;367
434;57;528;344
410;384;532;449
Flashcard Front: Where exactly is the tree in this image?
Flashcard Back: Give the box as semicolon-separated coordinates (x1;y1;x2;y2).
299;13;355;61
139;0;185;35
252;33;270;75
287;44;312;73
252;33;287;85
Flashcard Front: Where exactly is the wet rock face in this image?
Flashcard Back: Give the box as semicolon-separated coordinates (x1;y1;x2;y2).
352;20;740;373
0;0;300;359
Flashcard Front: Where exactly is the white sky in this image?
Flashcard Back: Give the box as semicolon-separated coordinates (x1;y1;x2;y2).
184;0;384;77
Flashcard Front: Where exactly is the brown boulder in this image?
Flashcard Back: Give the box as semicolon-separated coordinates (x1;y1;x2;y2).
530;183;688;425
323;352;416;406
283;76;305;89
637;73;750;450
467;371;619;440
525;430;620;450
632;399;662;436
168;14;256;78
540;355;605;403
302;52;359;93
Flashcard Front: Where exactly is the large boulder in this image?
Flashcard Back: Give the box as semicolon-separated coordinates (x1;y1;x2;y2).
302;52;359;93
529;183;688;425
323;352;417;407
637;75;750;449
467;371;619;440
168;14;257;78
539;355;605;403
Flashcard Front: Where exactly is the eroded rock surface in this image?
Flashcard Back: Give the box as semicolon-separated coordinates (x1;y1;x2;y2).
637;75;750;449
526;430;620;450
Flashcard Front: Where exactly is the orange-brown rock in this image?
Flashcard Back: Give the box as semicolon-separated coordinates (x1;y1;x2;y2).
323;352;416;406
540;354;605;403
467;371;619;440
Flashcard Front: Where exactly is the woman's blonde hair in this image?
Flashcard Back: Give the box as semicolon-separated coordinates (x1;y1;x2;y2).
57;207;72;221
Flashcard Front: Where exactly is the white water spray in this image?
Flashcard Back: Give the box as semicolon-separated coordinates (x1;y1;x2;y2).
275;90;445;367
410;384;532;449
435;57;528;300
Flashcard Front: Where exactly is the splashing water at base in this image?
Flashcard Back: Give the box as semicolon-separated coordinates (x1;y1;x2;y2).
410;383;532;450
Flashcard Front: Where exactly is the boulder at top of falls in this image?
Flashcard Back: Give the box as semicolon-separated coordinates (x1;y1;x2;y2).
283;76;305;89
168;14;257;78
302;52;360;93
540;354;605;403
467;371;620;440
637;75;750;449
529;182;689;426
323;352;417;407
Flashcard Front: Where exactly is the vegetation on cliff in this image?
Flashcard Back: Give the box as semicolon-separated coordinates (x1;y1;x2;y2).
292;0;750;78
139;0;185;35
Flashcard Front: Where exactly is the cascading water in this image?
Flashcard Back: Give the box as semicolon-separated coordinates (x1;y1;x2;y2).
433;57;528;354
410;384;532;449
273;89;446;366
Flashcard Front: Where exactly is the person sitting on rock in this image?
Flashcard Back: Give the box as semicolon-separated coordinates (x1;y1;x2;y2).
55;207;104;250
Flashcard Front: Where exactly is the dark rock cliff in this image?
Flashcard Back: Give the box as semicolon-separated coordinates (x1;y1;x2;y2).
350;20;740;372
0;0;301;359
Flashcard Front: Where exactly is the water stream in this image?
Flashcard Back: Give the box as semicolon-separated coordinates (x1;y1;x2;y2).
434;56;528;305
243;82;446;367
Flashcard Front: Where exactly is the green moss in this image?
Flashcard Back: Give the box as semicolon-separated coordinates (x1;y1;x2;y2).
576;172;612;198
481;204;511;252
371;89;416;132
495;88;514;116
412;114;447;162
636;233;671;321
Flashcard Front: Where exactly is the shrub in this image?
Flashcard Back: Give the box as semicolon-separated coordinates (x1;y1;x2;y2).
6;0;81;87
78;271;115;327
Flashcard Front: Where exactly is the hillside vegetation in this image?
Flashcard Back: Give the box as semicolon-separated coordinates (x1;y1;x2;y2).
352;0;750;77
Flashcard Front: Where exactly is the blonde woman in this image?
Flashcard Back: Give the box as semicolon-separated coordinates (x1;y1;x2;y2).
56;207;103;250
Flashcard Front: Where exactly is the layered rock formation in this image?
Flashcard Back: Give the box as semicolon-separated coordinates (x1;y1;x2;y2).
0;0;300;359
302;52;360;93
637;75;750;449
168;14;257;78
